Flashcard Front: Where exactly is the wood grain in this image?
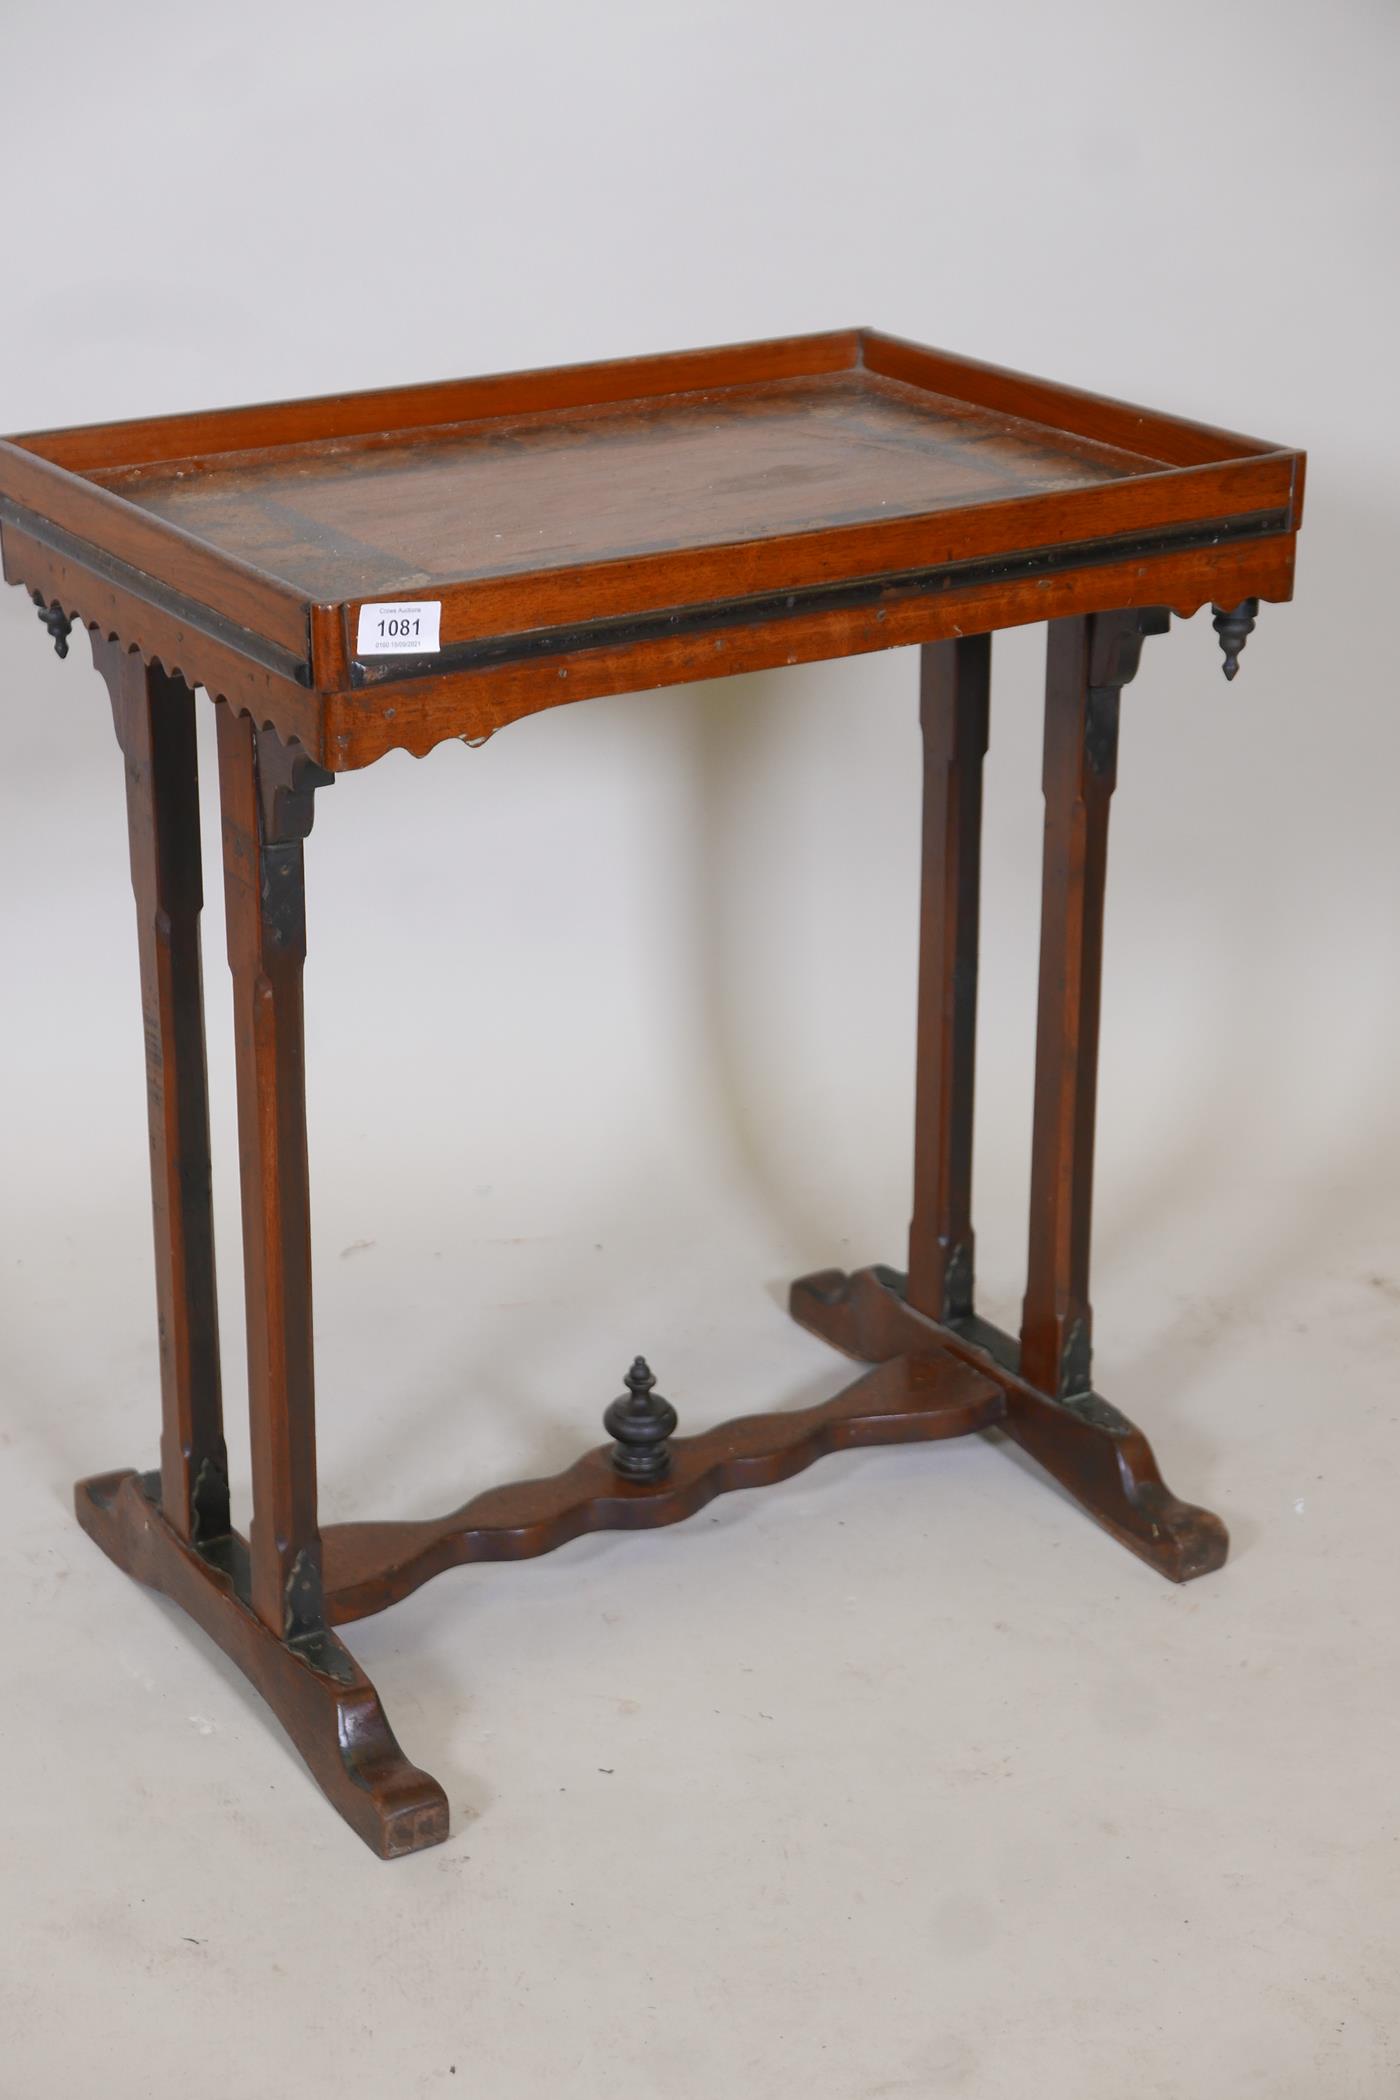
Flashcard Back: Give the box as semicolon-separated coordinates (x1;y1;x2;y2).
0;328;1304;775
861;330;1288;470
1019;609;1167;1397
216;707;327;1638
320;531;1297;770
907;634;990;1324
321;1354;1004;1625
790;1266;1228;1584
91;371;1162;607
20;329;865;473
95;638;229;1546
76;1469;448;1858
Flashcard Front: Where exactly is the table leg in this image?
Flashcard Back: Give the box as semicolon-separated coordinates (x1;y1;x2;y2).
215;706;329;1639
211;707;446;1848
789;610;1228;1582
94;638;229;1545
907;634;990;1325
1019;608;1167;1397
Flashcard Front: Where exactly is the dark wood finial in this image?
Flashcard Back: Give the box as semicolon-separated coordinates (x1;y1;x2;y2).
1212;599;1258;681
603;1357;679;1480
33;593;73;659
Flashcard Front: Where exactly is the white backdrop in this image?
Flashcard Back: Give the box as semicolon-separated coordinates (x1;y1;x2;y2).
2;3;1398;2094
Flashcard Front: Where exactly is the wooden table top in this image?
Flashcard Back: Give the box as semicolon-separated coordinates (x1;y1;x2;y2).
92;372;1161;602
0;330;1303;771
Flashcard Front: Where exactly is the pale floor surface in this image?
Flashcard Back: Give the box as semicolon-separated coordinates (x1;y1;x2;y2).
1;1143;1397;2100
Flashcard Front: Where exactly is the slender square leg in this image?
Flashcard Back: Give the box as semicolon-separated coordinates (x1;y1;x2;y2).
215;705;329;1639
207;705;449;1847
907;634;990;1326
1019;609;1167;1397
94;638;229;1544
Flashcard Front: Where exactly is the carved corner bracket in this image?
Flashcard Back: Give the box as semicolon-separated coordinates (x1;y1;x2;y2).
241;725;335;960
254;728;335;847
1081;605;1170;778
1088;605;1172;694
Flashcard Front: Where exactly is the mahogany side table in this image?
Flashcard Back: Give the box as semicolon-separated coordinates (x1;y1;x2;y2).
0;331;1305;1856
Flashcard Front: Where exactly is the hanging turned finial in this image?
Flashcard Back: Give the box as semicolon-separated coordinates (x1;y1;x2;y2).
33;593;73;660
1212;599;1258;681
603;1357;679;1480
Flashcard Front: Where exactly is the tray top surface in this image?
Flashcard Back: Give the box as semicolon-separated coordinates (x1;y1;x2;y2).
0;329;1301;770
87;370;1164;604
